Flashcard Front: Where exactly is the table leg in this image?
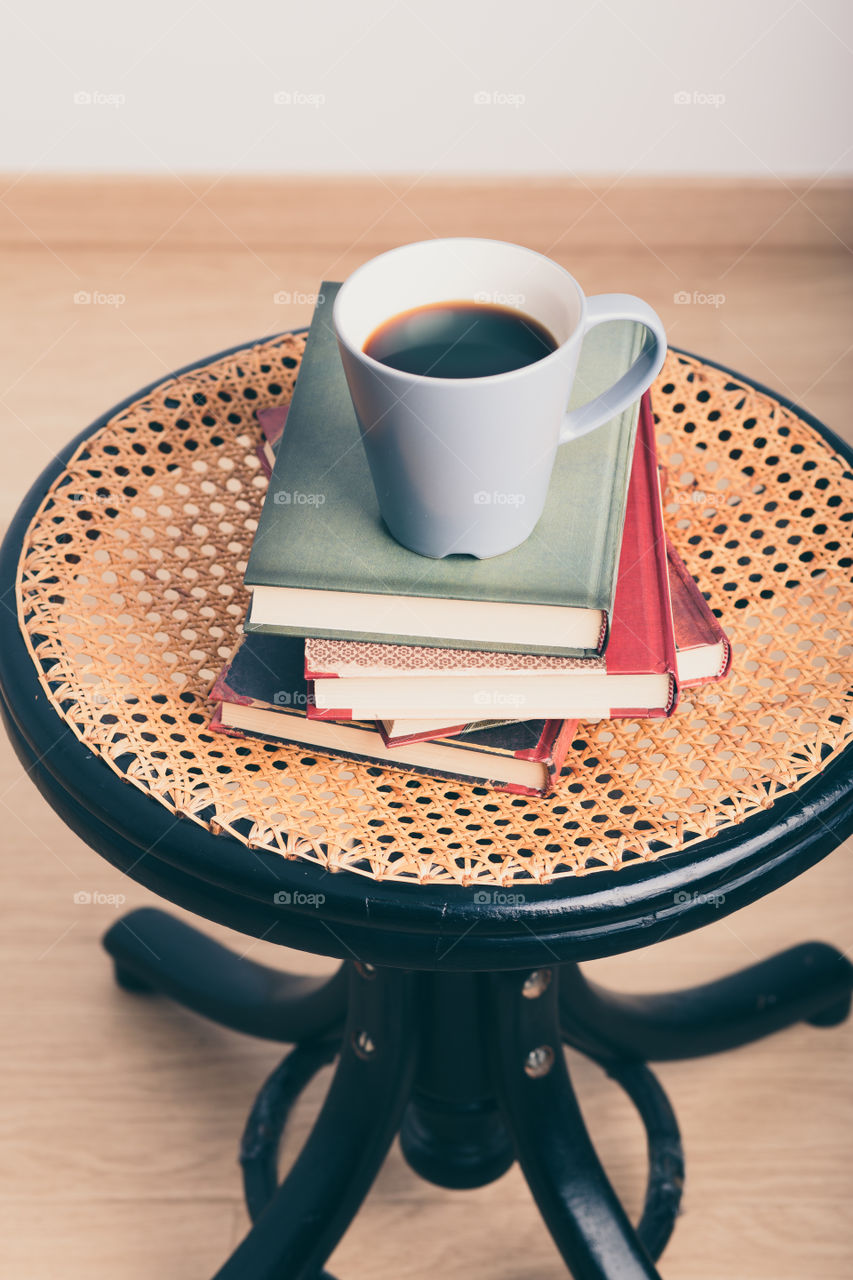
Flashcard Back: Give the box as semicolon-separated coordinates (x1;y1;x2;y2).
103;906;347;1042
600;1060;684;1263
488;970;664;1279
558;942;853;1063
212;963;416;1280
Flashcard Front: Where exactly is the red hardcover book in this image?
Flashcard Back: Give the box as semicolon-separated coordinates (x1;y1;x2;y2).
601;393;677;716
306;394;683;724
667;543;731;686
255;404;289;478
374;539;730;745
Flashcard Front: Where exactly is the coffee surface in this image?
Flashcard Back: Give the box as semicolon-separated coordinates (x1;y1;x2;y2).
363;300;558;378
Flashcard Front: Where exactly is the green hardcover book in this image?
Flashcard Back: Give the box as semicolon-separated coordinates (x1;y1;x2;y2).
244;283;644;656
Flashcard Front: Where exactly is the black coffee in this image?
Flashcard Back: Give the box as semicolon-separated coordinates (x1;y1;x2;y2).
363;300;558;378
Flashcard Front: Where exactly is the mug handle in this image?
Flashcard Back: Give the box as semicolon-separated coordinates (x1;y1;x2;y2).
559;294;667;444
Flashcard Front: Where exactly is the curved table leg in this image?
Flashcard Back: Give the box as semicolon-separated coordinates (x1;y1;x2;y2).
240;1037;341;1223
103;907;347;1043
602;1061;684;1262
213;963;416;1280
559;942;853;1063
489;970;663;1280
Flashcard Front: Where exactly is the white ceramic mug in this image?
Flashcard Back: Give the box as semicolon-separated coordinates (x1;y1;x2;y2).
333;238;666;559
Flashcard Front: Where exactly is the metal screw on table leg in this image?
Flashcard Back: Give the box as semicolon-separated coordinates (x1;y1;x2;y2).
524;1044;555;1078
522;969;552;999
352;1029;376;1060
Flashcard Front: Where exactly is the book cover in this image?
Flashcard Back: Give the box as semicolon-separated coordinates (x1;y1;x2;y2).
305;638;602;679
378;717;515;747
369;536;731;735
255;404;288;477
667;543;732;686
600;392;677;715
244;283;645;656
209;631;575;797
258;404;289;446
306;393;680;722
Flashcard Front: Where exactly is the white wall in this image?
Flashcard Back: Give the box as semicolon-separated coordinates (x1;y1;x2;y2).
2;0;851;175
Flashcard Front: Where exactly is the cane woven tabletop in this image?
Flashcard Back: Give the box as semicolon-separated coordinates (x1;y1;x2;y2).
15;335;853;887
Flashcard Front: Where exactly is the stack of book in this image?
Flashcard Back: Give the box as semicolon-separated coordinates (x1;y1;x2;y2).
210;284;731;797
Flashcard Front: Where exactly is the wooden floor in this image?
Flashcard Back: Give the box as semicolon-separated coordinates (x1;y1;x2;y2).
0;177;851;1278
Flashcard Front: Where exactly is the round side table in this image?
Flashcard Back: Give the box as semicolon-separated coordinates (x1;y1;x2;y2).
1;335;851;1280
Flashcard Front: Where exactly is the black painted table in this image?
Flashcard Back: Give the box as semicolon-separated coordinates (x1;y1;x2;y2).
1;336;852;1280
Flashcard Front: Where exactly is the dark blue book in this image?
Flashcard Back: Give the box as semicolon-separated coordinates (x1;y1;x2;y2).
209;632;575;796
